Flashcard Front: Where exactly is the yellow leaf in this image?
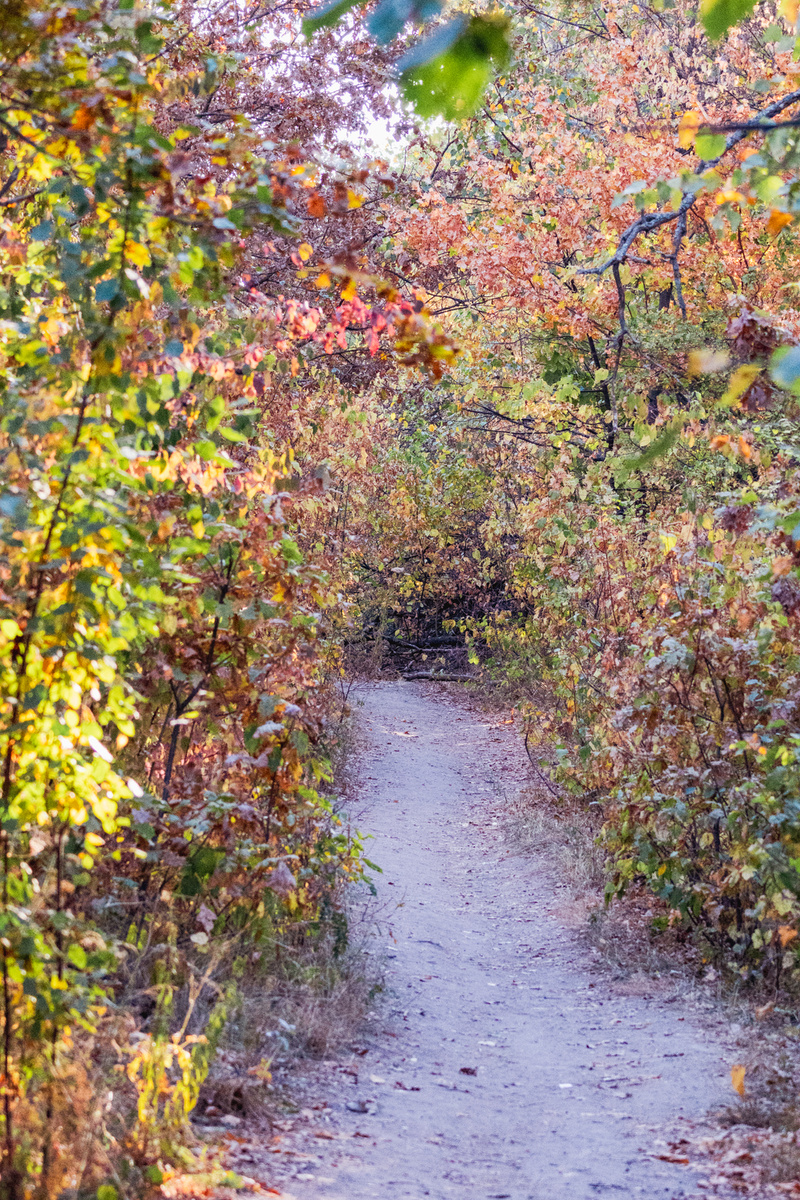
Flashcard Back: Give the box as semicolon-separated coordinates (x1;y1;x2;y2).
720;364;760;406
678;111;701;150
716;189;744;206
767;209;793;237
298;242;313;262
340;278;357;302
659;532;678;555
731;1064;746;1098
687;348;730;376
780;0;798;23
347;189;364;209
124;240;151;268
315;272;330;288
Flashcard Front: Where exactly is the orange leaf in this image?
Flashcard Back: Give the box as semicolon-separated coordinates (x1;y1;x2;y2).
72;104;95;131
308;193;326;218
767;209;793;237
779;925;798;947
731;1064;746;1098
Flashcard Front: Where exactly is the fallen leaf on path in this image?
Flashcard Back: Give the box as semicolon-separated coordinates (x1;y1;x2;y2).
653;1153;690;1164
731;1064;746;1097
459;1066;477;1076
369;1075;385;1083
394;1081;420;1090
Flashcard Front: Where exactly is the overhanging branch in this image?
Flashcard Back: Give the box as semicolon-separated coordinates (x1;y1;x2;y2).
580;87;800;282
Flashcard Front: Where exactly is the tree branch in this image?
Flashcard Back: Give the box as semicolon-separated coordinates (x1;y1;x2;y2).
580;87;800;280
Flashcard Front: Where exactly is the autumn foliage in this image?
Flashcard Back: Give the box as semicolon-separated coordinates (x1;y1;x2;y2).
334;1;800;989
5;0;800;1192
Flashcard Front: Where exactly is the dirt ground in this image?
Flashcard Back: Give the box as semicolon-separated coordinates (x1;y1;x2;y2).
217;680;757;1200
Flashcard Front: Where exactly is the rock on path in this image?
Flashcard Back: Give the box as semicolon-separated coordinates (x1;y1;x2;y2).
281;681;729;1199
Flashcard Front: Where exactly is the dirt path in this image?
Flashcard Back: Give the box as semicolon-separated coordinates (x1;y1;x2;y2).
253;682;735;1199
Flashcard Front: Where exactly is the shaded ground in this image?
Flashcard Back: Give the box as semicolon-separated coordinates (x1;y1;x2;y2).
224;681;741;1199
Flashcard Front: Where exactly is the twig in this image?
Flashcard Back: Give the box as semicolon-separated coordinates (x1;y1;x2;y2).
523;729;560;798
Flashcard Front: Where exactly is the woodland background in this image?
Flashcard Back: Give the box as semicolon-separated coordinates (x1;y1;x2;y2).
3;0;800;1192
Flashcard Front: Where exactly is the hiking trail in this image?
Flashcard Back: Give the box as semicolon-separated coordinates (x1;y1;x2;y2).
232;681;734;1199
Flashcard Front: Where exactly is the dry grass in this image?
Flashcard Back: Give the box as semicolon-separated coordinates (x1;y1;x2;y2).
504;785;606;893
195;909;382;1124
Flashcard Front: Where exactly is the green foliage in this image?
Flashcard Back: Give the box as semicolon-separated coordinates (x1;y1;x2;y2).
303;0;363;36
303;0;510;121
398;15;512;120
700;0;758;40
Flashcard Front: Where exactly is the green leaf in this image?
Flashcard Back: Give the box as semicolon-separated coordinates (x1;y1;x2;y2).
695;132;727;160
303;0;362;37
700;0;758;40
369;0;412;43
399;15;511;121
67;943;87;970
771;345;800;392
95;279;121;303
754;174;784;204
614;419;683;482
368;0;441;44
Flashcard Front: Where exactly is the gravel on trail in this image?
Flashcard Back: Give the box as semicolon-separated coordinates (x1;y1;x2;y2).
254;681;735;1200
